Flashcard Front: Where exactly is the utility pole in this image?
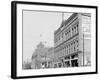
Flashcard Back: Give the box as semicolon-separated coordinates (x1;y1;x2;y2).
62;12;64;22
83;28;85;66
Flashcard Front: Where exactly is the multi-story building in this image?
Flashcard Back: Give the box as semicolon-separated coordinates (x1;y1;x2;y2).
46;47;54;68
31;42;54;69
54;13;91;68
40;47;54;69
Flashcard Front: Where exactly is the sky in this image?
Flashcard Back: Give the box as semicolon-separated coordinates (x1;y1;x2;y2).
23;10;72;62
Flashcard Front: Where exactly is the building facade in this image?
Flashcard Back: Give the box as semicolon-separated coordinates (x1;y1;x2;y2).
54;13;91;68
31;42;54;69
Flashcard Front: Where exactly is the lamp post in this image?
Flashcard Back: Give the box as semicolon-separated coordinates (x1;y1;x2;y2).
45;52;47;68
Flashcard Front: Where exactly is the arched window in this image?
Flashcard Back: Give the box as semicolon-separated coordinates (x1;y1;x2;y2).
65;31;68;40
62;48;64;56
62;32;64;38
64;47;66;56
74;40;76;52
72;27;74;36
69;29;71;38
70;42;73;54
67;45;69;54
74;26;76;34
76;38;79;51
67;30;69;40
77;23;79;33
73;27;75;36
68;31;69;39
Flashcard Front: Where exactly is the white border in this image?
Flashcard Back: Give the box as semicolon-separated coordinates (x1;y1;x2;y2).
17;3;96;77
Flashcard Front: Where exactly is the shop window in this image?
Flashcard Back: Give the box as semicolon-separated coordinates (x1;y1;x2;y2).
58;63;62;68
54;64;57;68
71;54;76;59
71;59;78;67
65;61;70;67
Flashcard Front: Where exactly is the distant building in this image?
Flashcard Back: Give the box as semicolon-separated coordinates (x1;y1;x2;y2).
23;61;32;69
54;13;91;68
31;42;54;69
45;47;54;68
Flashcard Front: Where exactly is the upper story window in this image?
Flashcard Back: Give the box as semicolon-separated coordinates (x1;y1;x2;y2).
62;32;64;38
71;42;73;53
74;26;76;34
76;22;79;33
69;44;70;54
76;38;79;51
59;35;60;40
74;40;76;52
66;45;68;54
69;28;71;38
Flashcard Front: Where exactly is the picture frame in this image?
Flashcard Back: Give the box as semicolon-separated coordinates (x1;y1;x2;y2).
11;1;98;79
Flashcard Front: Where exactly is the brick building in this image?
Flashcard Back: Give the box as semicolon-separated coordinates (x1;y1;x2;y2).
54;13;91;68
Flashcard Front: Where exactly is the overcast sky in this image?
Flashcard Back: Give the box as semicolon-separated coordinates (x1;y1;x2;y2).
23;10;72;62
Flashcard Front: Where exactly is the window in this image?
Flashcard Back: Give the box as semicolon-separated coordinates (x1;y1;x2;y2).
76;39;79;51
58;63;62;68
64;47;66;55
59;35;60;40
69;29;71;38
66;46;67;54
73;26;75;36
77;23;79;33
70;42;73;54
54;64;57;68
71;60;78;67
69;44;70;54
65;61;70;67
74;41;76;52
74;26;76;34
62;32;64;38
65;32;67;40
67;45;69;54
72;28;73;36
65;56;70;60
62;48;64;56
67;29;70;40
65;32;67;35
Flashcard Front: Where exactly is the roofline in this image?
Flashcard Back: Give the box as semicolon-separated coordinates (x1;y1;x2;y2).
54;13;78;34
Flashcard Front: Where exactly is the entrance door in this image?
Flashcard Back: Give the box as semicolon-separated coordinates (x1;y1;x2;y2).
71;59;78;67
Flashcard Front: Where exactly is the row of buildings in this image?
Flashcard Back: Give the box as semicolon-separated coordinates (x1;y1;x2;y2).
31;42;54;69
31;13;91;69
53;13;91;68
